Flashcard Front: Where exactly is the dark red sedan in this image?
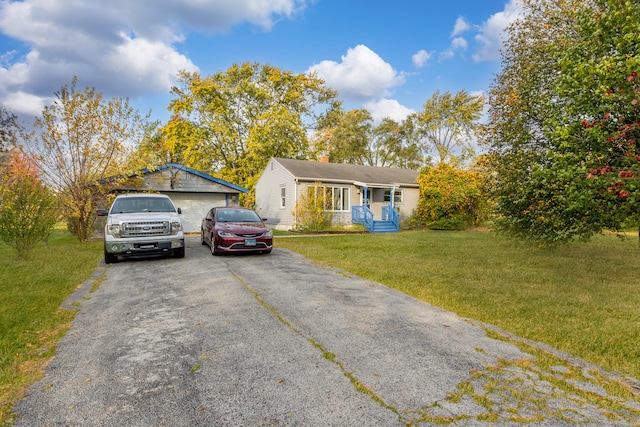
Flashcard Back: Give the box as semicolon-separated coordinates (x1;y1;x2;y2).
201;207;273;255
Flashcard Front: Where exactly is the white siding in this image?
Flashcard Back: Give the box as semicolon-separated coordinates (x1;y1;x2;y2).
255;159;296;230
398;187;420;220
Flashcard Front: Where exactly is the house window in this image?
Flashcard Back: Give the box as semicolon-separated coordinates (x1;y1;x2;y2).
384;189;403;204
280;186;286;209
308;185;350;212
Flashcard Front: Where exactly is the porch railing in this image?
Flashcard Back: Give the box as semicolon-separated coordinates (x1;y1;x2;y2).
381;205;400;230
353;205;400;232
352;205;374;230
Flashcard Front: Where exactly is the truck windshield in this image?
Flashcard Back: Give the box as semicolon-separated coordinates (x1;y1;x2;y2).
110;197;175;213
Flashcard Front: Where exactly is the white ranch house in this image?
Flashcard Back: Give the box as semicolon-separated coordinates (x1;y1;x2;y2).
255;157;420;232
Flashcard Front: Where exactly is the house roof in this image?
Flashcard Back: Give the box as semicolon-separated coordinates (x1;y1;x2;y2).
151;163;248;193
103;163;248;193
273;158;419;188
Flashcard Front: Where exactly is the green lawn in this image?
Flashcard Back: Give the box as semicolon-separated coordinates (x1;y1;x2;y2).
276;230;640;381
0;228;103;425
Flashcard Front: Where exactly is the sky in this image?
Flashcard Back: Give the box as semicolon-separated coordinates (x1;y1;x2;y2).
0;0;523;128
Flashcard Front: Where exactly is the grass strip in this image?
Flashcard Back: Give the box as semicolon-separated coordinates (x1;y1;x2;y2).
0;228;103;425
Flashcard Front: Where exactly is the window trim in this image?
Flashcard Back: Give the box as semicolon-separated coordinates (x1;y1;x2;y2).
383;188;404;204
308;184;351;212
279;185;286;209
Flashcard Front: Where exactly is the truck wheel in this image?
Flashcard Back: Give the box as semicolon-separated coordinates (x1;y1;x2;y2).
104;249;117;264
174;247;185;258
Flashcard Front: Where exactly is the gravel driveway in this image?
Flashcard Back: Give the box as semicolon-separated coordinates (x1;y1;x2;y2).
13;236;640;426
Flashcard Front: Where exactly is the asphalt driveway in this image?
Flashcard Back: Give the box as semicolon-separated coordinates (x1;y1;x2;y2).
13;236;640;426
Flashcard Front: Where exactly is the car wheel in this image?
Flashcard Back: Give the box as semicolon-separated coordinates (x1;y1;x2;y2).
174;247;185;258
104;249;117;264
210;237;219;256
200;230;207;246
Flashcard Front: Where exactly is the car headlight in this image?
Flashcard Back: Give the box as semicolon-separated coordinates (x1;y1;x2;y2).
263;229;273;237
106;224;120;238
171;222;182;235
218;230;235;237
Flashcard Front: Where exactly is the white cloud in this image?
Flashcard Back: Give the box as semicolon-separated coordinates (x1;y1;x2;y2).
412;49;433;68
2;90;47;118
0;0;308;119
451;16;471;37
438;50;454;62
473;0;523;61
451;37;468;50
307;45;405;100
364;98;414;123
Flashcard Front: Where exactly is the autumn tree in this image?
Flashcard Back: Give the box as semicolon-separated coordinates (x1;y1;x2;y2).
416;163;488;230
129;120;171;169
164;63;340;206
408;90;484;165
0;105;22;171
317;108;372;164
370;118;423;169
25;77;147;241
484;0;640;244
0;151;58;258
314;107;422;168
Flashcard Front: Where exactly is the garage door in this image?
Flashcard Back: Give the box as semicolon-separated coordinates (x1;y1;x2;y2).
166;193;227;233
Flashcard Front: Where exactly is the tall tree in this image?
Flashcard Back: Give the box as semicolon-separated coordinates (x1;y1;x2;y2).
0;151;58;258
322;108;372;164
314;107;423;168
25;77;147;241
374;118;423;169
484;0;639;244
408;90;484;165
0;105;22;171
164;63;339;206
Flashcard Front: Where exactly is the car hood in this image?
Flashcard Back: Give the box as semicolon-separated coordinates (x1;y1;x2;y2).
217;222;268;234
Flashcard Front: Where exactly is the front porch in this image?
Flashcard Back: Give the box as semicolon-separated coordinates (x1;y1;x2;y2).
351;185;400;233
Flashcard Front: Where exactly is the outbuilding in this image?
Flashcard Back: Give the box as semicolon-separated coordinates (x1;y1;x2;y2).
112;163;247;233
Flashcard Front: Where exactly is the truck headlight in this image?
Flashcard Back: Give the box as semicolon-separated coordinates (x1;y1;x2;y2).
106;224;121;238
171;222;182;235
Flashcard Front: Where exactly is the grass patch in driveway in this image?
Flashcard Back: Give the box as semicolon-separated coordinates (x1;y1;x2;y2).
276;230;640;382
0;228;102;425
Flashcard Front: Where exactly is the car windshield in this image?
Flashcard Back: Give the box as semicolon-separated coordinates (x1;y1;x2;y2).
110;197;175;213
217;209;261;223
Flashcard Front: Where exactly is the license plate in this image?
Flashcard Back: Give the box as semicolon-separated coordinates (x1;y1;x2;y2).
245;239;256;246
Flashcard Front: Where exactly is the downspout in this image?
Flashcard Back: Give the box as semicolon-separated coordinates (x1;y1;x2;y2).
294;178;299;229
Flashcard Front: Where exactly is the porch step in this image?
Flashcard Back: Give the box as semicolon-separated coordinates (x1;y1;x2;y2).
369;220;399;233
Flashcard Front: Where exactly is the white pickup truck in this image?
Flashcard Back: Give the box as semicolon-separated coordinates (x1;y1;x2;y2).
103;193;185;263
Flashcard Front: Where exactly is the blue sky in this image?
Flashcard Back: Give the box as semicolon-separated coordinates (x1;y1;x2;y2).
0;0;522;126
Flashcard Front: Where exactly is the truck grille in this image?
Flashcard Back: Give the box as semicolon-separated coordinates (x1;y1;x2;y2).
122;221;170;237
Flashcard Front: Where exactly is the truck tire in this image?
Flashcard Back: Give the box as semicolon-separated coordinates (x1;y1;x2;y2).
174;247;185;258
104;249;117;264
